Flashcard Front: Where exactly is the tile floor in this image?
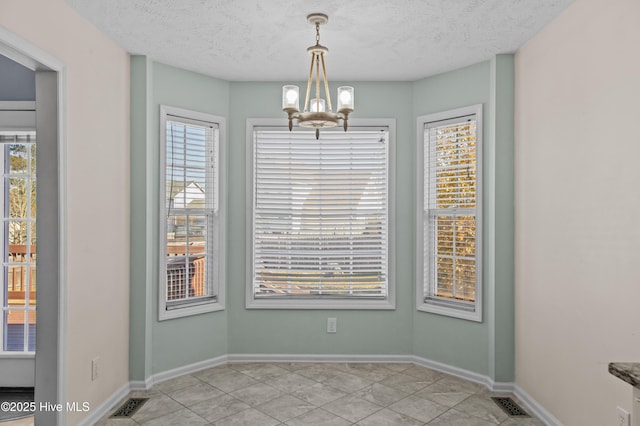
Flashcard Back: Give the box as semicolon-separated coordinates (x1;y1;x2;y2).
94;362;545;426
1;417;33;426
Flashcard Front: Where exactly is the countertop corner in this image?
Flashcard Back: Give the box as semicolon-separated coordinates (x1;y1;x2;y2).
609;362;640;389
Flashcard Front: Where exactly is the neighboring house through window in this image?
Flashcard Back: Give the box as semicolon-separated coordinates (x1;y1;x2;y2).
247;120;395;309
417;105;482;321
159;105;225;320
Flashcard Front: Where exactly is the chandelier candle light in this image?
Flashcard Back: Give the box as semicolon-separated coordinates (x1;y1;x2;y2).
282;13;354;139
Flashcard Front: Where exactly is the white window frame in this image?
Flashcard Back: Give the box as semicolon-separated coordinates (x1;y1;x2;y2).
246;118;396;310
0;129;37;353
159;105;225;320
416;105;483;322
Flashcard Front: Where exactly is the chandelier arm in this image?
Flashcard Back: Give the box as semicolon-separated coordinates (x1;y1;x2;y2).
320;53;332;112
304;53;314;112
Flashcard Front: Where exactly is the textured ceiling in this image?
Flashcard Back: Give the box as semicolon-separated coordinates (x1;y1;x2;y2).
65;0;574;82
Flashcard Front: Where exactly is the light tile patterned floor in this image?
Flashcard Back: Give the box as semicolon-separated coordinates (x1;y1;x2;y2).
95;363;545;426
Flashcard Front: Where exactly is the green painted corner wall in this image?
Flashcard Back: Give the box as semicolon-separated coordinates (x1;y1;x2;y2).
130;58;230;377
411;58;515;379
151;62;230;373
129;55;153;381
489;54;515;382
129;56;515;382
412;61;492;375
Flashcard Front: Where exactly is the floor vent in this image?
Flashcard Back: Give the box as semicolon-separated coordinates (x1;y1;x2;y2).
110;398;148;418
491;396;530;417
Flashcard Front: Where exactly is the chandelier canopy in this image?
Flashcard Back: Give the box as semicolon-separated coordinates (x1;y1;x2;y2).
282;13;354;139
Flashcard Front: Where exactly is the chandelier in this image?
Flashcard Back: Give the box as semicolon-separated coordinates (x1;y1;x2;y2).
282;13;354;139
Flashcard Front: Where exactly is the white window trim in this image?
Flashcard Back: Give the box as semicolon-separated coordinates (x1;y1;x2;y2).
159;105;225;320
416;105;483;322
245;118;396;310
0;130;37;353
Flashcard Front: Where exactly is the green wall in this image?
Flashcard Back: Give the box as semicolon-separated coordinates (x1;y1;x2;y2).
130;58;230;378
129;56;514;381
227;81;414;355
129;55;153;380
412;61;492;375
411;58;515;379
488;55;515;382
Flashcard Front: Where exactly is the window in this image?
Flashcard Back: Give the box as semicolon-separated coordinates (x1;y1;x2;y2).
0;132;36;351
247;121;395;309
417;105;482;321
159;106;225;320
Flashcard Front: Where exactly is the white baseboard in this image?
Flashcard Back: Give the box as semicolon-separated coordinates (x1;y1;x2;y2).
129;378;152;392
78;355;228;426
77;382;130;426
513;384;563;426
79;354;559;426
227;353;412;364
148;354;228;388
409;355;502;390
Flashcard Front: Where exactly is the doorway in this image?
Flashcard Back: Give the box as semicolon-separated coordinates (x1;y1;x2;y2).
0;54;37;384
0;28;65;425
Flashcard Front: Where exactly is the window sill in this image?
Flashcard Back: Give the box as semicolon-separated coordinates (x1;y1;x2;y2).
247;297;396;310
0;352;35;358
417;301;482;322
159;299;224;321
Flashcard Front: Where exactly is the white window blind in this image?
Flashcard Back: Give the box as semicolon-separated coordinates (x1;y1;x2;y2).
251;128;389;300
422;110;481;318
163;115;218;309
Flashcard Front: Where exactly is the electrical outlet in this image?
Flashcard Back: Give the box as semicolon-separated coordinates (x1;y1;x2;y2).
327;317;337;333
617;406;630;426
91;357;99;381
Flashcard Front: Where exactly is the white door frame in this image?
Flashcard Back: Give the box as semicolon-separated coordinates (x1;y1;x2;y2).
0;26;67;425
